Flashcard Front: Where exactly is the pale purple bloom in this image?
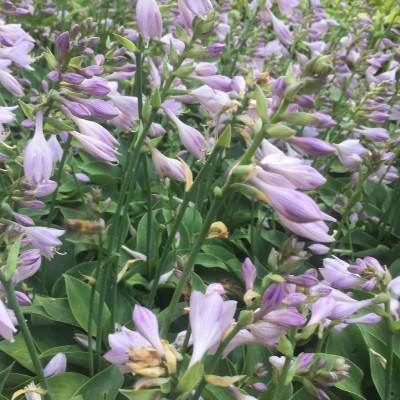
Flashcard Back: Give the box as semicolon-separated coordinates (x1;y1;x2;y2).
72;77;110;97
15;291;31;306
227;385;257;400
254;283;285;321
75;173;90;182
0;105;17;123
104;327;152;373
288;136;335;157
276;0;300;15
178;0;195;33
12;249;41;285
189;75;232;92
149;146;186;182
189;86;230;115
282;292;306;306
0;299;17;341
266;9;294;45
0;68;23;96
189;290;237;367
43;353;67;377
66;95;119;120
328;298;374;321
56;32;70;62
205;44;226;57
248;175;333;224
47;135;63;165
242;257;257;291
262;308;306;327
69;130;120;164
23;226;65;259
12;212;34;226
343;313;381;325
195;63;217;76
24;180;57;198
307;296;336;326
14;199;45;210
353;126;389;142
165;109;206;161
388;277;400;298
309;244;330;255
334;140;369;171
183;0;213;16
23;110;53;185
136;0;163;41
108;95;138;122
133;305;165;358
61;98;91;118
205;283;226;296
61;73;84;84
320;256;364;289
260;153;326;190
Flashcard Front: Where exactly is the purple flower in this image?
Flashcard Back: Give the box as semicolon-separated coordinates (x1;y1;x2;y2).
61;98;91;118
205;283;226;296
0;105;17;123
319;256;364;289
149;146;187;182
189;75;232;92
12;249;41;285
183;0;213;16
24;180;57;198
56;32;70;62
195;62;217;76
254;283;285;321
72;77;110;97
69;130;120;164
0;299;17;341
242;258;257;291
0;69;24;96
43;353;67;377
23;226;65;259
227;385;257;400
23;110;53;185
288;136;335;157
66;95;119;120
189;290;237;367
133;305;165;358
136;0;163;41
262;308;306;327
165;109;206;161
104;327;152;373
266;9;294;45
353;126;389;142
334;140;369;171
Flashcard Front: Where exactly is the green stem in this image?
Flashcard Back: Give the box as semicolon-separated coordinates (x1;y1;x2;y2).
191;323;243;400
160;190;227;337
272;356;292;400
143;155;153;275
384;290;394;400
47;135;73;227
147;147;220;309
87;234;103;376
0;272;51;400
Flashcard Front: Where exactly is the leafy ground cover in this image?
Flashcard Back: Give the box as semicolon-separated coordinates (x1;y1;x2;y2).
0;0;400;399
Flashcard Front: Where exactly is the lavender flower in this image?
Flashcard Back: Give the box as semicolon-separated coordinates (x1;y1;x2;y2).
0;300;16;341
189;290;237;367
23;226;65;259
43;353;67;377
23;110;53;185
136;0;163;41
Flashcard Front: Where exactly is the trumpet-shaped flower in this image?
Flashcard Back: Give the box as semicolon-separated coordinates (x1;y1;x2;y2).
189;290;237;367
43;353;67;377
0;299;17;341
149;146;186;182
165;109;206;161
23;110;53;185
136;0;163;41
23;226;65;259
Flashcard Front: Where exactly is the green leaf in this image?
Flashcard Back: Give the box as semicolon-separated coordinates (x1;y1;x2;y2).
18;100;33;119
73;365;124;400
45;117;74;132
177;362;204;393
120;389;163;400
136;214;158;259
35;296;79;326
113;34;137;52
47;373;89;400
5;236;23;280
0;362;14;393
0;334;34;372
64;275;110;336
